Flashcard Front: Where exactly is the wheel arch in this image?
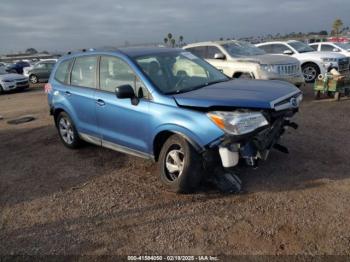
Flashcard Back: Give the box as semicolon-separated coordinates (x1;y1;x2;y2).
153;130;205;161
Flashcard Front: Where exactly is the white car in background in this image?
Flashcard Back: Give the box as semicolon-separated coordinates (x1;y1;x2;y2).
0;67;29;94
183;40;305;87
23;59;58;77
256;40;349;82
309;42;350;59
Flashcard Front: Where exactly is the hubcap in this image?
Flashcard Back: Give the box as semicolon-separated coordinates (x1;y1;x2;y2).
165;148;185;181
303;66;317;81
59;117;74;144
30;76;38;83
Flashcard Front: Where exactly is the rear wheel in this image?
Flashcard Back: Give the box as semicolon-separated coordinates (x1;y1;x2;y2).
56;112;82;149
0;85;3;95
158;134;203;193
302;63;320;83
29;74;38;84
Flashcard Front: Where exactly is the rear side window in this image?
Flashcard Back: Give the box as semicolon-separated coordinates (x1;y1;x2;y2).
71;56;97;88
270;44;290;54
186;46;207;58
54;59;72;84
320;44;335;51
258;45;272;53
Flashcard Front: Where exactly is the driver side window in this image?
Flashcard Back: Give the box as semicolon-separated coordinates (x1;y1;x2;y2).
100;56;149;99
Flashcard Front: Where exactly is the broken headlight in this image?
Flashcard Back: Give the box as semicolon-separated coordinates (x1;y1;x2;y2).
207;111;269;135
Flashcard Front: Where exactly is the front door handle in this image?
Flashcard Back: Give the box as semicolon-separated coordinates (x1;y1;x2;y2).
96;99;105;106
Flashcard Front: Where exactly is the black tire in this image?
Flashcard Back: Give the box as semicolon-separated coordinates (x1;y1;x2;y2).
158;134;203;193
56;112;82;149
0;85;3;95
29;74;38;84
302;63;320;83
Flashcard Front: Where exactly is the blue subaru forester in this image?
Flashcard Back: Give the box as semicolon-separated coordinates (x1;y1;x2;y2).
47;47;302;193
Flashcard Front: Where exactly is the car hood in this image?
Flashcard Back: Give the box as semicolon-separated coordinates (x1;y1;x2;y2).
0;73;28;81
296;51;346;59
173;79;300;110
235;54;299;65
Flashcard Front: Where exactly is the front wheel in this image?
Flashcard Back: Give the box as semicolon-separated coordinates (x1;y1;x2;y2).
56;112;82;149
158;134;203;193
302;63;320;83
29;74;38;84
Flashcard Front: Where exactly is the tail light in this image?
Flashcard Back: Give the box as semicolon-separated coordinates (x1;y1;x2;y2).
44;83;52;93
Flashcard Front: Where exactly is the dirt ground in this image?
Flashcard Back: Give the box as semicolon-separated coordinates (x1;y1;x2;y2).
0;84;350;257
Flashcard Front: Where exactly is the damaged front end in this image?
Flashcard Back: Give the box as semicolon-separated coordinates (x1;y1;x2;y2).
206;92;302;170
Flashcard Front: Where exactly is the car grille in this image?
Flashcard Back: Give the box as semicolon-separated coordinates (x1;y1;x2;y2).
338;58;349;72
277;63;299;75
16;80;28;86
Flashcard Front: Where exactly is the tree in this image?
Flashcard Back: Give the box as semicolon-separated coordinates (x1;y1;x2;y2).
332;18;343;39
171;38;176;48
164;38;168;46
178;35;184;46
25;48;38;54
167;33;173;40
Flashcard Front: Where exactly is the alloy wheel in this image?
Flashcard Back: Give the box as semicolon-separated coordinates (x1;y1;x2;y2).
30;75;38;84
165;148;185;181
302;66;317;82
59;117;74;145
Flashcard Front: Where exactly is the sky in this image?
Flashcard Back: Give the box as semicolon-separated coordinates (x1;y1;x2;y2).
1;0;349;53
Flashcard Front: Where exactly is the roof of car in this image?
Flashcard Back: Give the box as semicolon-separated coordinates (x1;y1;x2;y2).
64;47;183;59
184;40;242;48
257;40;299;45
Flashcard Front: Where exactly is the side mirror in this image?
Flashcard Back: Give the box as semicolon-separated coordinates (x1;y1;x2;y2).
283;50;293;55
214;53;226;60
115;84;135;99
115;84;139;105
332;48;340;52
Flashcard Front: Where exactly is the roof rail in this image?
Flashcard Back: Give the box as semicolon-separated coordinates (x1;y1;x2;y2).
66;48;96;55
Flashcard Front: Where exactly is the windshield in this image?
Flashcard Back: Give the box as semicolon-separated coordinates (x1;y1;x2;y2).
222;41;266;57
134;51;229;95
337;43;350;50
288;41;315;53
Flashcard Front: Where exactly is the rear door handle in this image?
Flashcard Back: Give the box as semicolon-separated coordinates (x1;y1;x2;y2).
65;91;71;96
96;99;105;106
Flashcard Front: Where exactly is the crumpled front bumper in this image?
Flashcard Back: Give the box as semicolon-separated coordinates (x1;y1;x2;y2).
209;110;298;168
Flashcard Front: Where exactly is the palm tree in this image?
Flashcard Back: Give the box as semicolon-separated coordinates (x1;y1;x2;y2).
171;38;176;48
167;33;173;40
164;38;168;46
178;35;184;46
332;18;343;40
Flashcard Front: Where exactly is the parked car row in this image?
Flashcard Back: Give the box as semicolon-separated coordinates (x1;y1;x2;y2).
256;40;349;83
0;67;29;94
183;40;305;86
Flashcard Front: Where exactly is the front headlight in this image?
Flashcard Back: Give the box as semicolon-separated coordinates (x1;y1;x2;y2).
207;111;269;135
260;64;279;74
321;58;338;63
